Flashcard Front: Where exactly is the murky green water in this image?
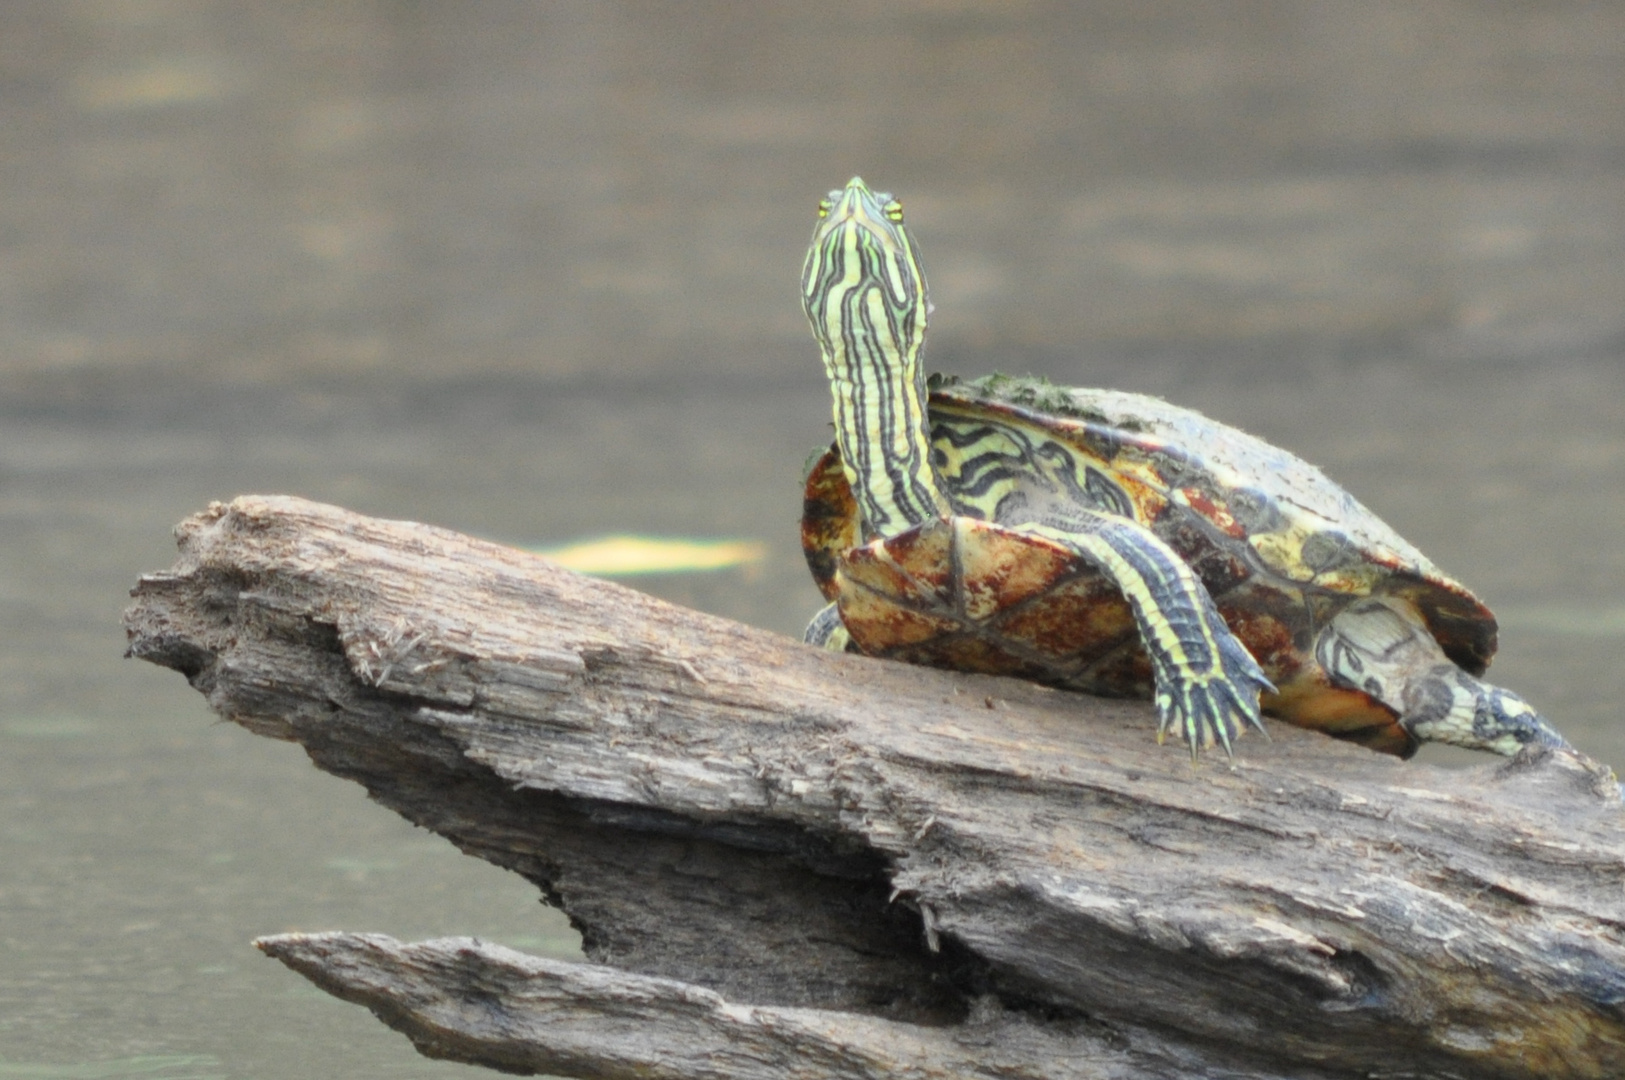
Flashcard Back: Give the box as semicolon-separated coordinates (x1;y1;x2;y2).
3;2;1622;1075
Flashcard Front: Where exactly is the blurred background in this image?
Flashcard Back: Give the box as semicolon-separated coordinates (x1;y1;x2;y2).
2;2;1622;1076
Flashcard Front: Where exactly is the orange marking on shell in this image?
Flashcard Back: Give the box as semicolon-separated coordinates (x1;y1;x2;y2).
1180;486;1246;538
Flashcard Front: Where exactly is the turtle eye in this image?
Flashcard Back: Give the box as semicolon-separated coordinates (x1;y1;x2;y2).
816;198;833;219
883;199;904;223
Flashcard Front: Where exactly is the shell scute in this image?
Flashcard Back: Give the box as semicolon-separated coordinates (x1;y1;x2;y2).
991;574;1137;663
1178;540;1255;605
840;593;962;650
840;532;952;612
954;517;1075;621
895;635;1048;681
838;547;960;649
1219;606;1302;682
1061;644;1154;699
875;518;958;595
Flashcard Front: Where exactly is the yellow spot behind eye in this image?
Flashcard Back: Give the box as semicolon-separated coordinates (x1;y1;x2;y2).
533;535;767;576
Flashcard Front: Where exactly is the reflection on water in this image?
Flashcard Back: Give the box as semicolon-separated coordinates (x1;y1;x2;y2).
2;1;1622;1076
534;534;768;575
0;1057;225;1080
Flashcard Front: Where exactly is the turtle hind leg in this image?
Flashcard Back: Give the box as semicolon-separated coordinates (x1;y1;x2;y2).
804;602;856;652
1317;596;1571;756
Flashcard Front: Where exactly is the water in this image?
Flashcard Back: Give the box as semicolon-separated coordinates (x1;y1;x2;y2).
2;2;1622;1076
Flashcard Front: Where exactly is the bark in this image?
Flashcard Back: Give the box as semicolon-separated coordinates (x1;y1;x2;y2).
125;495;1625;1080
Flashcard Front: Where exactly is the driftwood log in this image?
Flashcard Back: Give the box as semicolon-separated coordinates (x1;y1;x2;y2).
125;495;1625;1080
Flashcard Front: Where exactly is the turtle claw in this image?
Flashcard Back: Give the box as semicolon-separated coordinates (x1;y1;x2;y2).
1154;633;1274;759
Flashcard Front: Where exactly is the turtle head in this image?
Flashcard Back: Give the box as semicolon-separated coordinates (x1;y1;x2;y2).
800;178;927;354
800;177;945;537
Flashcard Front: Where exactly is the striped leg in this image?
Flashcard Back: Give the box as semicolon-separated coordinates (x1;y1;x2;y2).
804;602;854;652
1013;516;1274;757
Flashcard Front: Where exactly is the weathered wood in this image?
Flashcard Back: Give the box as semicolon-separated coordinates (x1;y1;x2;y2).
253;932;1190;1080
126;495;1625;1080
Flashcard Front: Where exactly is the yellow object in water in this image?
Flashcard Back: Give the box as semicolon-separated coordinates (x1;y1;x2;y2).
534;535;766;576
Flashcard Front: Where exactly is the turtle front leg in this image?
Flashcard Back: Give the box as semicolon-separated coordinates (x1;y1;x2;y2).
1012;516;1275;757
1317;597;1571;756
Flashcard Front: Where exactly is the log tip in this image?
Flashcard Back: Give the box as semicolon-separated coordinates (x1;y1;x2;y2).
1495;744;1622;806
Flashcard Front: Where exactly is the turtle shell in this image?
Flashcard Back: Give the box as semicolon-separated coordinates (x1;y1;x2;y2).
802;374;1498;720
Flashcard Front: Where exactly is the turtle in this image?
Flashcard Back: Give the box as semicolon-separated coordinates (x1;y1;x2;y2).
798;176;1570;759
